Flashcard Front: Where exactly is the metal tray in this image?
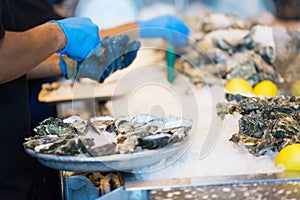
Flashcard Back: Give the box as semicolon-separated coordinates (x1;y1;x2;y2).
24;137;190;173
123;171;300;191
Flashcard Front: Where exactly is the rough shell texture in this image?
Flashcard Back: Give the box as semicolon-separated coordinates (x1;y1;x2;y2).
24;114;193;156
217;94;300;156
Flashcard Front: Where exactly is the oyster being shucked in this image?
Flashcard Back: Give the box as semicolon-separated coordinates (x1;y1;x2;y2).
217;94;300;156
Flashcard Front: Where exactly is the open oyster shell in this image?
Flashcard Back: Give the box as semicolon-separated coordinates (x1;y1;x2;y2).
24;114;193;156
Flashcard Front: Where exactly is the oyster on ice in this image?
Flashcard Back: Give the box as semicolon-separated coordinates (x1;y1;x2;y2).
217;94;300;156
175;17;282;88
24;114;193;156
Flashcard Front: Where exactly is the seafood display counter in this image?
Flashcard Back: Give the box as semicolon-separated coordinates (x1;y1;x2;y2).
59;170;300;200
31;8;300;199
34;98;299;200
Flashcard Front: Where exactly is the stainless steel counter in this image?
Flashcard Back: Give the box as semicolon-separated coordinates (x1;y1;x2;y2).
148;181;300;200
123;172;300;200
56;101;300;200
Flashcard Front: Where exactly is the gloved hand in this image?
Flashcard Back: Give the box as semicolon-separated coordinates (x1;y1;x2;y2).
137;15;190;47
60;35;141;82
49;17;100;61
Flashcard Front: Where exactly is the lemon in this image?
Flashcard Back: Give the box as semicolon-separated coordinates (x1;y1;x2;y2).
253;80;278;98
290;79;300;97
225;78;253;95
275;144;300;171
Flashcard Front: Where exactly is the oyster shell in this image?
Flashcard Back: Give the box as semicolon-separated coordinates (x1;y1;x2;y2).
201;13;245;33
217;94;300;156
23;135;61;149
164;118;193;129
88;143;117;157
117;135;139;154
114;115;133;134
25;114;193;156
24;117;95;156
90;116;115;134
175;21;282;88
134;118;165;135
138;133;172;150
130;114;156;128
63;115;89;135
33;117;77;138
34;137;95;156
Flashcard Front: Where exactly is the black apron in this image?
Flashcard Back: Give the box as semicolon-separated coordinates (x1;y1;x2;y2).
0;76;37;200
0;0;61;199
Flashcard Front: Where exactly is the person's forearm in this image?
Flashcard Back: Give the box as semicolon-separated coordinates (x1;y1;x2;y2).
0;22;66;84
27;54;62;79
28;23;141;80
100;22;139;38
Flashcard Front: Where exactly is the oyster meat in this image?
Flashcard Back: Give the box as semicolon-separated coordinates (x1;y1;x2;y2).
24;114;193;156
63;115;89;135
90;116;115;134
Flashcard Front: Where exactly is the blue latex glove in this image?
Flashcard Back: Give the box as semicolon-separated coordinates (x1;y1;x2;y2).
138;15;190;47
49;17;101;61
61;35;141;82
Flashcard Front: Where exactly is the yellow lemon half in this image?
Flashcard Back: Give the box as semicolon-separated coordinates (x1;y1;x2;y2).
290;79;300;97
225;78;253;95
253;80;278;98
275;144;300;171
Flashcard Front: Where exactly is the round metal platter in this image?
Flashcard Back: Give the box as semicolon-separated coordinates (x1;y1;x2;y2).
24;137;190;173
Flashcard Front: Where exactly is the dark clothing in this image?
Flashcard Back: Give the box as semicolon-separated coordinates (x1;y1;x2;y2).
1;0;62;129
0;77;37;200
1;0;61;31
0;2;3;38
0;1;37;199
0;0;62;199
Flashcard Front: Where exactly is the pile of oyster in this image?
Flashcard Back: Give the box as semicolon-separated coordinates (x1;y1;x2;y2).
64;171;122;196
176;13;283;88
23;114;193;156
216;94;300;156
